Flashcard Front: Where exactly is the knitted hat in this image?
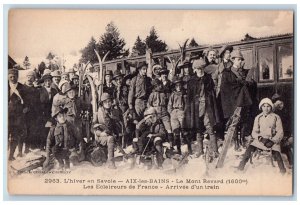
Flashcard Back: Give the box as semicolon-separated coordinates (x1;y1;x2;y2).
259;98;274;110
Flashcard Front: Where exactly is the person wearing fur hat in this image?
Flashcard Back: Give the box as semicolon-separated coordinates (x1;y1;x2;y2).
132;107;167;169
220;48;257;150
128;62;152;120
185;59;221;157
39;74;58;149
8;68;30;160
95;93;122;169
167;76;187;155
237;98;286;174
147;78;173;150
43;106;80;170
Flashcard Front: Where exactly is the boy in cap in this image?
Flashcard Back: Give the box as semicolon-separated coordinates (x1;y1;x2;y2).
8;68;29;160
167;76;186;154
128;62;152;120
132;107;166;169
147;78;173;150
237;98;286;174
95;93;122;169
43;106;79;170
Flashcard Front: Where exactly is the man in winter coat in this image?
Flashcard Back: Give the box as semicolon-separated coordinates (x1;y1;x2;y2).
220;49;257;150
24;70;41;151
39;74;58;149
212;45;233;141
128;62;152;120
237;98;286;174
8;68;29;160
185;59;221;157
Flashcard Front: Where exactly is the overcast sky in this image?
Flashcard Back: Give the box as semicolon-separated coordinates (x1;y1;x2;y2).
8;10;293;68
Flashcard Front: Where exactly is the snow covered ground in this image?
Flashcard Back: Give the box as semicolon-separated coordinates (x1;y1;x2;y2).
7;141;293;196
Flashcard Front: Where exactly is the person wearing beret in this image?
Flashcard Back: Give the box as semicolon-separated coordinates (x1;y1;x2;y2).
8;69;30;160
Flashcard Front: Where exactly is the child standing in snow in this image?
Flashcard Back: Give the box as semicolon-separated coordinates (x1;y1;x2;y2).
237;98;286;174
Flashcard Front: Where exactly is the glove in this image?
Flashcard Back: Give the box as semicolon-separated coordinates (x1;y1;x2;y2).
259;136;274;148
264;139;275;148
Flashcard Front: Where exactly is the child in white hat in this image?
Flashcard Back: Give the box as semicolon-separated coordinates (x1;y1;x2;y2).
237;98;286;174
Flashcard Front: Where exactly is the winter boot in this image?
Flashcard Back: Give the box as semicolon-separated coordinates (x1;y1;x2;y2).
17;140;23;157
155;141;164;169
195;133;204;158
9;141;17;161
184;133;193;155
107;137;117;169
167;133;174;148
174;133;182;155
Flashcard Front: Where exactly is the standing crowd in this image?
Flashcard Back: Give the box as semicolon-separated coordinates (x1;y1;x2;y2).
8;45;293;173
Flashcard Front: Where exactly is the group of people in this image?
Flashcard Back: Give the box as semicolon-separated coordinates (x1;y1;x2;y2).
8;45;292;173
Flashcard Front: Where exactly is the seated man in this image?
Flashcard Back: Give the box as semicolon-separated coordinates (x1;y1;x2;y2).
132;107;167;169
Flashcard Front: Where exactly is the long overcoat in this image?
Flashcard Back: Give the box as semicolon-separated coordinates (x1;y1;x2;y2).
184;74;221;130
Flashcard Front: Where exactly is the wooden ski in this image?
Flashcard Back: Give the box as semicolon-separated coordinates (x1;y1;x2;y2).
216;107;242;168
94;49;110;101
86;74;98;122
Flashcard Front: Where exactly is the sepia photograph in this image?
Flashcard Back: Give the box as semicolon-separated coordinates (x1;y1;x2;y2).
6;9;294;196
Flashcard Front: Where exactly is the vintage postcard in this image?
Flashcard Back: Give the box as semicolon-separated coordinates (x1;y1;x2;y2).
7;9;294;196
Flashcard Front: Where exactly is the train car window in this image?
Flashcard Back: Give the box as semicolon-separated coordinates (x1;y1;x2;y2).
258;46;274;81
278;44;293;80
240;49;253;70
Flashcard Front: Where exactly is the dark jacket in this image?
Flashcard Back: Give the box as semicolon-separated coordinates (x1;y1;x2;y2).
185;74;221;130
220;67;256;119
8;82;29;138
39;86;58;122
128;73;152;108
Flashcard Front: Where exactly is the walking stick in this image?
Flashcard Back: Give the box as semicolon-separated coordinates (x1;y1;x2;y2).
141;136;152;157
